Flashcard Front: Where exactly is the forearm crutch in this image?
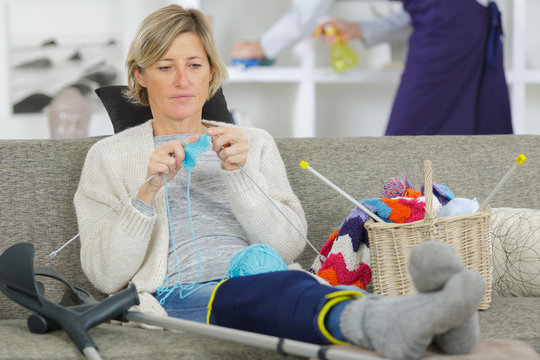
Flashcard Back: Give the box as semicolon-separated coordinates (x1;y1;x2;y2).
0;242;383;360
126;311;383;360
0;242;139;360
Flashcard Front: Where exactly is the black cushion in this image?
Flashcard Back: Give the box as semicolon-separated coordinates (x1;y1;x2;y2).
95;85;233;134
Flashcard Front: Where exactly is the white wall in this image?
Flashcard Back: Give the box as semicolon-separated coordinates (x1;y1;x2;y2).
0;0;10;124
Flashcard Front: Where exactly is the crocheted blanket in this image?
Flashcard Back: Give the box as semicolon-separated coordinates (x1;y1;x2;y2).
310;181;455;290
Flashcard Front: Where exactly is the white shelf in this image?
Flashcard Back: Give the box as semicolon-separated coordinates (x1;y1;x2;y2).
313;68;401;83
228;66;304;83
525;70;540;84
507;70;540;85
229;66;402;84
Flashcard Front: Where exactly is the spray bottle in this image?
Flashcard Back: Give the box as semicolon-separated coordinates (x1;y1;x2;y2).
315;24;359;73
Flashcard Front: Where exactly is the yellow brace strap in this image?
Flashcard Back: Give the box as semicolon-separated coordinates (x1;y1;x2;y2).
317;290;366;345
206;279;228;324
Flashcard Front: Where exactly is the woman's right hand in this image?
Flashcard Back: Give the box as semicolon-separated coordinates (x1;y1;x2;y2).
317;19;363;45
137;134;200;205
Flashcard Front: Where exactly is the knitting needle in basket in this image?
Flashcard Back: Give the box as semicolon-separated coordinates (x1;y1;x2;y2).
299;161;384;223
478;154;527;211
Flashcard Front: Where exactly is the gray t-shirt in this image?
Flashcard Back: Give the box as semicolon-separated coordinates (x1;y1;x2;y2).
133;134;249;285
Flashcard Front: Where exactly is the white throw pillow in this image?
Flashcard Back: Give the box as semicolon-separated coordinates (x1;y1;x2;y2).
490;207;540;296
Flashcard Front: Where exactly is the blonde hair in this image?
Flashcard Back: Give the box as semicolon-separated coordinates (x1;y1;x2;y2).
124;4;227;105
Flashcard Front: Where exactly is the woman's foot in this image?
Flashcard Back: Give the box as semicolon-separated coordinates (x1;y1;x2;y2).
340;270;486;360
408;240;465;293
433;312;480;355
408;241;482;355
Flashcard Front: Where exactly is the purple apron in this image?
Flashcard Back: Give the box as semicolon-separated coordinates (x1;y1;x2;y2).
385;0;513;135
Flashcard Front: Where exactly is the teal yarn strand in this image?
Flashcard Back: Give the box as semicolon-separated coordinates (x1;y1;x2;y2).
183;134;211;170
156;134;288;303
224;244;288;279
156;134;214;303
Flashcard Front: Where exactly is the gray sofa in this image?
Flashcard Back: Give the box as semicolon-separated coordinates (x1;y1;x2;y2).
1;134;539;359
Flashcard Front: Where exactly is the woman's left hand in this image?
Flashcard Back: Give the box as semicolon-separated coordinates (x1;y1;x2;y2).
207;126;248;171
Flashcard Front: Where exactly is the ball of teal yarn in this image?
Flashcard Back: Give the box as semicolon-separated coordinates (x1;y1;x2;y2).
225;244;288;278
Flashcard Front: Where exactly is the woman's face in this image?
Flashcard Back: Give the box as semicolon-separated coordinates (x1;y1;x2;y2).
136;32;212;126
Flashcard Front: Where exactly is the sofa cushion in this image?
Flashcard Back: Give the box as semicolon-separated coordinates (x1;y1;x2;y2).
1;299;538;360
331;339;539;359
0;138;107;321
0;319;303;360
479;296;540;353
490;207;540;296
274;136;540;270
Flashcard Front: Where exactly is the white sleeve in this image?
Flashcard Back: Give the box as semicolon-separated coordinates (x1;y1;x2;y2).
75;143;157;294
260;0;333;59
360;8;412;48
221;128;307;264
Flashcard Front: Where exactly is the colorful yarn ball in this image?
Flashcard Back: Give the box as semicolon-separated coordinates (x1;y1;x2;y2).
225;244;288;278
439;198;479;217
382;176;414;198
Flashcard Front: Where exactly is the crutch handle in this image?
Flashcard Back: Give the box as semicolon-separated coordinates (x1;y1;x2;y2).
27;284;139;336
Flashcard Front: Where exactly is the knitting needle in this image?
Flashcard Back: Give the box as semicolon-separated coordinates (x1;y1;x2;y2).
49;174;157;259
299;161;384;223
237;166;325;262
51;136;326;262
50;137;198;259
210;134;326;261
478;154;527;211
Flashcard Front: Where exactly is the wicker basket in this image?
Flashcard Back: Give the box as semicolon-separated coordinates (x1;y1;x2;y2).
363;160;492;310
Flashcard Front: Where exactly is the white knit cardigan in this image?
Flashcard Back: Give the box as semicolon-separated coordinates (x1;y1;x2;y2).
74;120;307;315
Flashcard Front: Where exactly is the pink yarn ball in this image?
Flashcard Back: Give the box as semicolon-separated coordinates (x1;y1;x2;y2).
382;176;414;198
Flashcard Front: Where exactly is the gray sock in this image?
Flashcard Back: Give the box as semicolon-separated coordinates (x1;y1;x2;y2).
433;312;479;355
408;241;481;355
408;240;464;293
340;270;486;360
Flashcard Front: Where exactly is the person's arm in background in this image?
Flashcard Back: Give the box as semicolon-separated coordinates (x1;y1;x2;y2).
229;0;333;61
319;9;411;47
360;8;411;47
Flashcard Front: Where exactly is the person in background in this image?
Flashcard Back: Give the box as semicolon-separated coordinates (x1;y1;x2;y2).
229;0;513;136
75;5;486;360
228;0;333;63
229;0;410;65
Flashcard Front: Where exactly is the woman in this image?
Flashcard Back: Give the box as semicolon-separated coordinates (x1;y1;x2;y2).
75;5;485;359
75;2;306;320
